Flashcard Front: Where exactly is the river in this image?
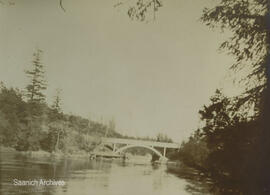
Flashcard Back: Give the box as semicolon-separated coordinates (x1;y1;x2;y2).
0;150;209;195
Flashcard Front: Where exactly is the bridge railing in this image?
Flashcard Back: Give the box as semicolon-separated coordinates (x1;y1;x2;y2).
101;137;180;149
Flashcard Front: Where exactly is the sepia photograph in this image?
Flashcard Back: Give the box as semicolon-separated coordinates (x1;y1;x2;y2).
0;0;269;194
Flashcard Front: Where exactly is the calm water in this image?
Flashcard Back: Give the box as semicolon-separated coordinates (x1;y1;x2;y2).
0;151;207;195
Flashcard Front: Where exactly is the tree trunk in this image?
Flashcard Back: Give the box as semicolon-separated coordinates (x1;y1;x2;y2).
55;130;60;152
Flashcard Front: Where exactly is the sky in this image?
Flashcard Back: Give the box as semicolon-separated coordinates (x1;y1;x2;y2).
0;0;236;142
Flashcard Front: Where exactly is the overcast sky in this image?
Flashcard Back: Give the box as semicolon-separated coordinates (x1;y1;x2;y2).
0;0;236;142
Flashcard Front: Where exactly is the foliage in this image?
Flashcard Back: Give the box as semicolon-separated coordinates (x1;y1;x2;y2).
201;0;268;71
177;131;209;170
25;49;47;103
177;89;266;194
0;85;27;148
0;82;128;153
156;132;173;143
51;88;62;114
198;0;270;193
127;0;162;21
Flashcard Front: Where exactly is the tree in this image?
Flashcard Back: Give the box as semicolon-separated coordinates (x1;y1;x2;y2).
106;118;116;137
19;50;49;150
41;89;65;152
196;90;264;194
201;1;270;193
25;49;47;103
156;132;172;143
0;84;27;147
51;88;62;114
177;131;209;171
58;0;162;21
125;0;162;21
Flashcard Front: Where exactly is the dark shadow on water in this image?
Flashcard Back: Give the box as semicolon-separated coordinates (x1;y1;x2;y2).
166;163;246;195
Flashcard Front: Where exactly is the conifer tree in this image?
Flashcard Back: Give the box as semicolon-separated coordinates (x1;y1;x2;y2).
52;88;62;114
25;49;47;103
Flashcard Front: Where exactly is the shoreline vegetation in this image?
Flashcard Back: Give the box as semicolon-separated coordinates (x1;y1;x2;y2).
0;145;90;159
0;51;173;161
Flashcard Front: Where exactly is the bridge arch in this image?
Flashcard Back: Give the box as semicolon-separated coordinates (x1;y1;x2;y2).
115;144;164;158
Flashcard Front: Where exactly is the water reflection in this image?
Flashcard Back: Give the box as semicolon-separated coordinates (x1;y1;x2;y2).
0;151;206;195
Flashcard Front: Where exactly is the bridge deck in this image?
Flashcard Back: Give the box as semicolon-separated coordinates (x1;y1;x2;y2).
101;137;180;148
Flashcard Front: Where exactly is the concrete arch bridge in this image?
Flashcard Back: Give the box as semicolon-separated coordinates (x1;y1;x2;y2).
91;137;180;161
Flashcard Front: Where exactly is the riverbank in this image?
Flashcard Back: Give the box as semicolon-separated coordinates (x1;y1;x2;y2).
0;145;90;159
0;146;16;152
